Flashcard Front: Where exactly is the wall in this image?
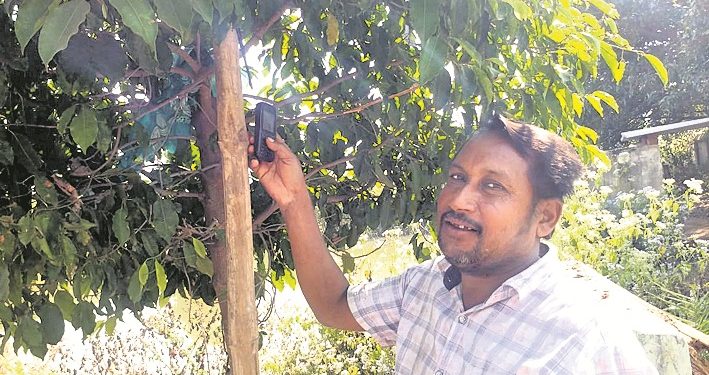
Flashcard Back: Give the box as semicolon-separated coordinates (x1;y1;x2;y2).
603;144;665;191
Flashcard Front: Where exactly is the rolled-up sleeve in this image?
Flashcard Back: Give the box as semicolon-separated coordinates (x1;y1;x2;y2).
347;273;408;347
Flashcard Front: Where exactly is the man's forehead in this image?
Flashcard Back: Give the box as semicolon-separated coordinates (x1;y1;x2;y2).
451;133;530;177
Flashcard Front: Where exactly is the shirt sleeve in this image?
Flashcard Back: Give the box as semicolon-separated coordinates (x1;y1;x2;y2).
347;271;409;347
589;336;660;375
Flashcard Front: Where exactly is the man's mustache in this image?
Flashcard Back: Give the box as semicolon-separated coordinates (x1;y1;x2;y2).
440;211;483;233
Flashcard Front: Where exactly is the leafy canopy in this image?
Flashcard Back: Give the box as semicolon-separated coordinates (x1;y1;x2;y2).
0;0;665;357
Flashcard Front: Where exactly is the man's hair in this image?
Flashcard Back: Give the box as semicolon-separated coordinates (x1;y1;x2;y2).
477;115;583;201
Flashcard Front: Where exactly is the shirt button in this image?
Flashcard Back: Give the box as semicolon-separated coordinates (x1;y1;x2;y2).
434;370;444;375
458;315;468;324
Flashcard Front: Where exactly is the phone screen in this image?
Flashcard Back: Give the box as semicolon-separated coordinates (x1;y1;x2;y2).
263;110;276;132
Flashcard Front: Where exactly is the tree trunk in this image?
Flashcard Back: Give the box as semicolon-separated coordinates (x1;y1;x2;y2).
212;28;259;373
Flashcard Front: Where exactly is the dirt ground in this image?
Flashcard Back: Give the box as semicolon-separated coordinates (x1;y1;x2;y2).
685;194;709;240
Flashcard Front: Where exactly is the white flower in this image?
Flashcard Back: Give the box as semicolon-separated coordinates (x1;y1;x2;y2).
663;178;676;186
616;151;631;164
641;187;660;199
573;179;589;189
683;178;704;194
600;186;613;195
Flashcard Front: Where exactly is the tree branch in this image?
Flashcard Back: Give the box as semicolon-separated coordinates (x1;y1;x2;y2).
71;123;125;177
168;43;200;74
286;83;420;124
276;71;360;107
252;154;359;228
244;1;293;52
135;70;212;121
2;123;57;129
154;187;205;200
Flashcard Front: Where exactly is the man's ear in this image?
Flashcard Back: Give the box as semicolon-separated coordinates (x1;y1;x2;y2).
534;199;563;239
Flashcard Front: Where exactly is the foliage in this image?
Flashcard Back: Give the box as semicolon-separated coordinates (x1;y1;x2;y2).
659;128;709;185
581;0;709;148
554;171;708;332
0;0;666;357
261;310;395;375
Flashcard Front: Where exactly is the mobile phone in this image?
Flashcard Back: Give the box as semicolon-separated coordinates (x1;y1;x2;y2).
254;102;277;162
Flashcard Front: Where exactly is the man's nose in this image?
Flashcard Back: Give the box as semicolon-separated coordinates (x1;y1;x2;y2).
447;185;480;213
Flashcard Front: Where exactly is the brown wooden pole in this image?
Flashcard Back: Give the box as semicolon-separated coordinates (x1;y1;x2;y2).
214;27;259;374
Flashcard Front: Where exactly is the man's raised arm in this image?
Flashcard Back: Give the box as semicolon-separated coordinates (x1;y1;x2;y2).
248;135;362;331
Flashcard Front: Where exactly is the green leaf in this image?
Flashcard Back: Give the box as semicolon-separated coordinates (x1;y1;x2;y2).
195;257;214;277
0;138;13;165
472;65;494;104
154;0;193;38
71;302;96;337
14;0;59;54
104;316;118;335
53;290;75;320
282;268;297;289
34;176;58;205
183;241;213;277
326;12;339;46
112;207;130;246
17;214;35;246
643;53;668;86
576;126;599;143
586;144;611;167
70;107;98;151
587;0;620;19
373;163;396;189
500;0;533;20
600;41;624;83
183;241;197;268
138;261;149;286
190;0;213;25
341;253;355;273
152;199;179;241
0;229;17;257
592;90;619;113
37;0;91;66
212;0;235;22
37;303;64;345
19;316;42;347
0;263;9;302
60;235;77;270
111;0;158;58
410;0;439;43
586;94;603;117
95;120;112;154
454;38;482;63
127;269;143;303
57;105;77;135
419;36;447;84
192;237;207;258
154;260;167;296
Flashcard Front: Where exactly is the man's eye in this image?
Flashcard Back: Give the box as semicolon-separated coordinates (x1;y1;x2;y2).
483;181;504;191
449;173;465;181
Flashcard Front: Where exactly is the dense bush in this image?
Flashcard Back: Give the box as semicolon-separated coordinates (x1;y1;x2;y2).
554;170;708;333
659;129;709;187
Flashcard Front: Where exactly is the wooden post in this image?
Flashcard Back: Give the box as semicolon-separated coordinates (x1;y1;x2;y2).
214;28;259;374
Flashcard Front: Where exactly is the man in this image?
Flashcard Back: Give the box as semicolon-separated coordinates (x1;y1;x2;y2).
249;115;657;374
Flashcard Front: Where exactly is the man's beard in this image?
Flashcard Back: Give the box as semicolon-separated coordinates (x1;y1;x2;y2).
437;207;537;275
438;211;487;274
439;238;485;274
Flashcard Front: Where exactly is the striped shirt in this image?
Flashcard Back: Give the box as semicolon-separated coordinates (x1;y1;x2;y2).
347;244;658;374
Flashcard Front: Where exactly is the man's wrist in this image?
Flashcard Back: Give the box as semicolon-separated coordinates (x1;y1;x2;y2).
280;191;312;218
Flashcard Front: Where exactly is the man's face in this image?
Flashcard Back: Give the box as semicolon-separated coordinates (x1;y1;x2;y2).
436;132;542;275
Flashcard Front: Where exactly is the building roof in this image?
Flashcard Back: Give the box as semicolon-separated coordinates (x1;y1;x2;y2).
621;117;709;141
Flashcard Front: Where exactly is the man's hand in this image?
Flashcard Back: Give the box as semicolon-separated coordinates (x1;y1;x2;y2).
248;135;308;211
